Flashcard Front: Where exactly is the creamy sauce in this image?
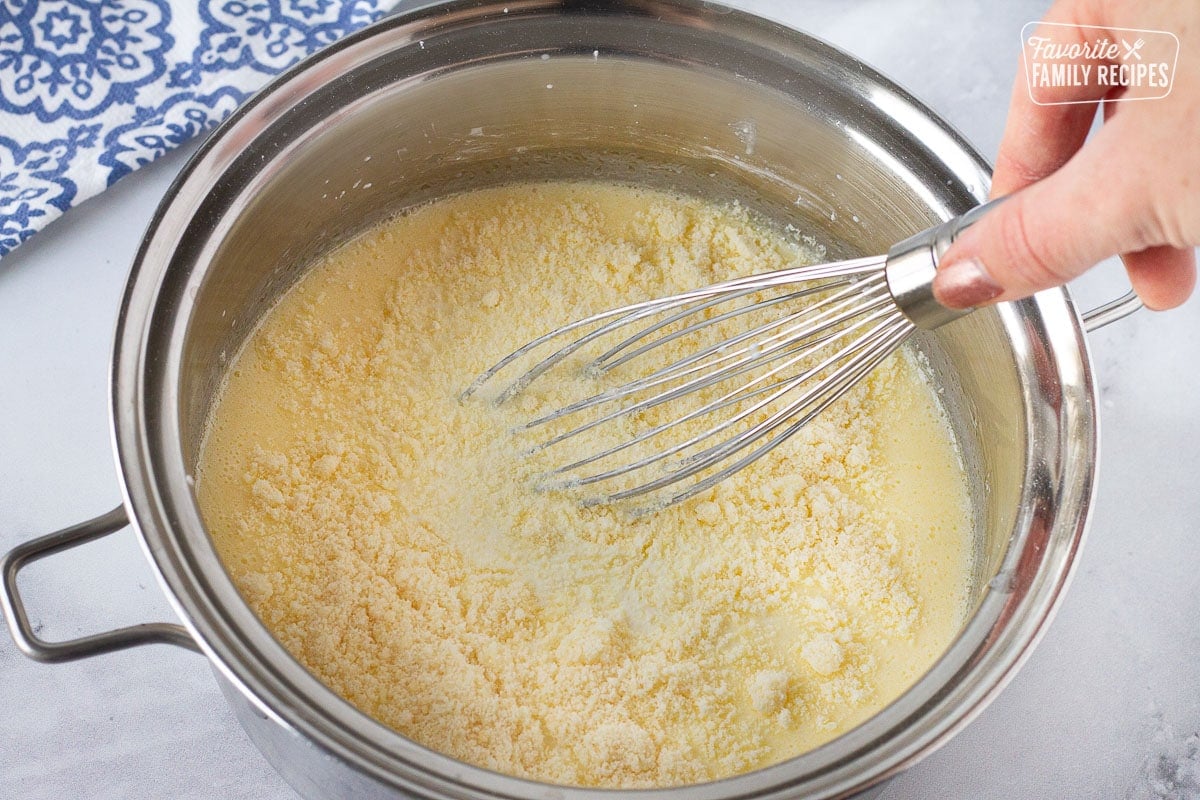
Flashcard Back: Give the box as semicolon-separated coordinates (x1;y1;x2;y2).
196;182;974;788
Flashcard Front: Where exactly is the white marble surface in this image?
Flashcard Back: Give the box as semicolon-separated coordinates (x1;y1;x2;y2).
2;2;1198;798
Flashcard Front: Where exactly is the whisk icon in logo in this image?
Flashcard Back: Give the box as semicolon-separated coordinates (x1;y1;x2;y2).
1021;21;1179;105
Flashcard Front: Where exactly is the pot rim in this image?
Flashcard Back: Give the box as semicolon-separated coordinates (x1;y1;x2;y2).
110;1;1097;797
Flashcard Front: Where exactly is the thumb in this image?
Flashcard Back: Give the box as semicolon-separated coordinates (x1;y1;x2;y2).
933;125;1151;309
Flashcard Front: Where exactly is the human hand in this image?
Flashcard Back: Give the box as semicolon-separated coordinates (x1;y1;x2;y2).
932;0;1199;312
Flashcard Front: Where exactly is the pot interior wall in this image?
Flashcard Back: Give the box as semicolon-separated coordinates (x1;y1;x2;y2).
180;23;1019;633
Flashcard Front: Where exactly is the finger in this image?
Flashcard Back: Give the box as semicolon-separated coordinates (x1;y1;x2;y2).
992;0;1110;197
1121;245;1197;311
992;80;1101;198
933;121;1153;307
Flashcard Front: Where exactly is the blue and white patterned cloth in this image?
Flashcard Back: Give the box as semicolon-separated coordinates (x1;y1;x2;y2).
0;0;400;259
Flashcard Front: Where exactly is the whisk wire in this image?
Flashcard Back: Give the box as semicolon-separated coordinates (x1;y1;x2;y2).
530;292;897;470
521;274;890;434
592;313;914;504
592;279;852;374
603;276;888;394
463;250;940;509
642;318;916;509
463;254;885;403
541;302;904;491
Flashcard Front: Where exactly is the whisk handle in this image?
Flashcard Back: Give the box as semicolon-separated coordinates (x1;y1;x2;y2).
884;199;1004;330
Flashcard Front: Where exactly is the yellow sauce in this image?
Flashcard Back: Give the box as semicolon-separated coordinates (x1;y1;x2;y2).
196;182;973;788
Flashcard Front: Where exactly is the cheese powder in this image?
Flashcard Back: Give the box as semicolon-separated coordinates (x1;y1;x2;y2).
196;182;973;788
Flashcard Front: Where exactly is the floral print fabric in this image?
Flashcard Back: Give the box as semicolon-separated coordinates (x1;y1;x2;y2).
0;0;396;257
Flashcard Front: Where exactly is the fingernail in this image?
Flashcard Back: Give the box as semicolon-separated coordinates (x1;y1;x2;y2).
933;257;1004;309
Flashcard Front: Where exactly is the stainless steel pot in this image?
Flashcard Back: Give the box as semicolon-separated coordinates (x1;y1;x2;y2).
2;1;1140;798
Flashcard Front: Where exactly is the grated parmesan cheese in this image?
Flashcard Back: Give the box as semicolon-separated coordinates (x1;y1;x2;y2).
196;182;973;788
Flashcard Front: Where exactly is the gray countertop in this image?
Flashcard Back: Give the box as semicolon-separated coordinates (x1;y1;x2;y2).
2;2;1198;798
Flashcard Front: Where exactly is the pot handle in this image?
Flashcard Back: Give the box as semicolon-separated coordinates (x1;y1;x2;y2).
1081;289;1142;332
1;505;201;663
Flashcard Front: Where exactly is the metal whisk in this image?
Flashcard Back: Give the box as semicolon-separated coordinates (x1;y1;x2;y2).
463;202;996;510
